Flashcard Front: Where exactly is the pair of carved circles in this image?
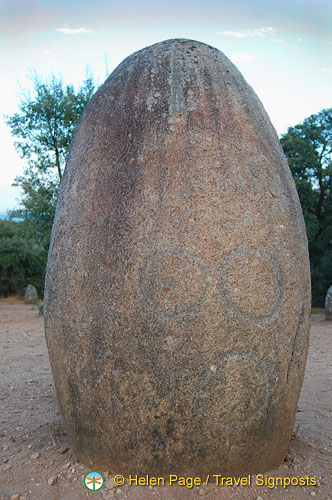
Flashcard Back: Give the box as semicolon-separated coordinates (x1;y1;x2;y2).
139;245;284;320
139;247;281;423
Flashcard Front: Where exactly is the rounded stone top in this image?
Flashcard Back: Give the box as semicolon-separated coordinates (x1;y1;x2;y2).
121;38;222;56
125;38;222;56
65;36;283;185
110;37;238;80
107;37;236;87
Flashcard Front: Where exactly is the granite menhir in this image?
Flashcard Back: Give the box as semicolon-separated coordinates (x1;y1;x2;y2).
325;285;332;320
24;284;38;304
44;39;311;476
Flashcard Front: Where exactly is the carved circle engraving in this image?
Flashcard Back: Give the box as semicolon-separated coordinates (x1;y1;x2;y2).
197;351;275;425
219;246;283;319
140;249;209;317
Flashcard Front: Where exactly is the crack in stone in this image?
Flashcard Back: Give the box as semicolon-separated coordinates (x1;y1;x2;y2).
287;301;305;384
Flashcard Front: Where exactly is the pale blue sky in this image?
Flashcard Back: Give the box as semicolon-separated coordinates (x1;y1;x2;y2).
1;0;331;212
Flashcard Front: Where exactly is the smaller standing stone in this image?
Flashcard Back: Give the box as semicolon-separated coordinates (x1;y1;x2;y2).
24;284;38;304
325;285;332;320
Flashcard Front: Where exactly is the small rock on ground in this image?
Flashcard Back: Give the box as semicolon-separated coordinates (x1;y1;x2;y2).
48;475;57;486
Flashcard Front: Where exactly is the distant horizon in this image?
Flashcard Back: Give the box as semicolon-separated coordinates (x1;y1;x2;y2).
0;212;23;221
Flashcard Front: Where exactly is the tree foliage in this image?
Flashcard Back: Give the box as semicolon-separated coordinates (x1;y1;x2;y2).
281;108;332;306
5;72;95;250
0;219;46;297
2;72;94;298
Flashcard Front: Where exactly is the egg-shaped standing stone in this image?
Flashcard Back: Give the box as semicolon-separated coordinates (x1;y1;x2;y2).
44;39;311;475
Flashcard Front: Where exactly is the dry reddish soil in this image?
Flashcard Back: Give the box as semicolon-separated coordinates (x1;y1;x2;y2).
0;298;331;500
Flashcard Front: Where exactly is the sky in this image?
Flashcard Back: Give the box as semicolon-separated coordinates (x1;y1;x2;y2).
0;0;331;212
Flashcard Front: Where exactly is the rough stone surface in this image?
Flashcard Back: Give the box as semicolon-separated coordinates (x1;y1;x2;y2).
44;39;311;476
24;284;38;304
325;285;332;320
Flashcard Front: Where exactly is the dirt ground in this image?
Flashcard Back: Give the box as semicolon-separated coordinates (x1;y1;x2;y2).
0;298;331;500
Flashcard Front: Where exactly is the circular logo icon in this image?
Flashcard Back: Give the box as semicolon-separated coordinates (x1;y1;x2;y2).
84;471;104;491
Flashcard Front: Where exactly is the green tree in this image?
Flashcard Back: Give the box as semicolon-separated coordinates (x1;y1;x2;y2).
5;71;95;250
281;108;332;306
0;219;46;297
